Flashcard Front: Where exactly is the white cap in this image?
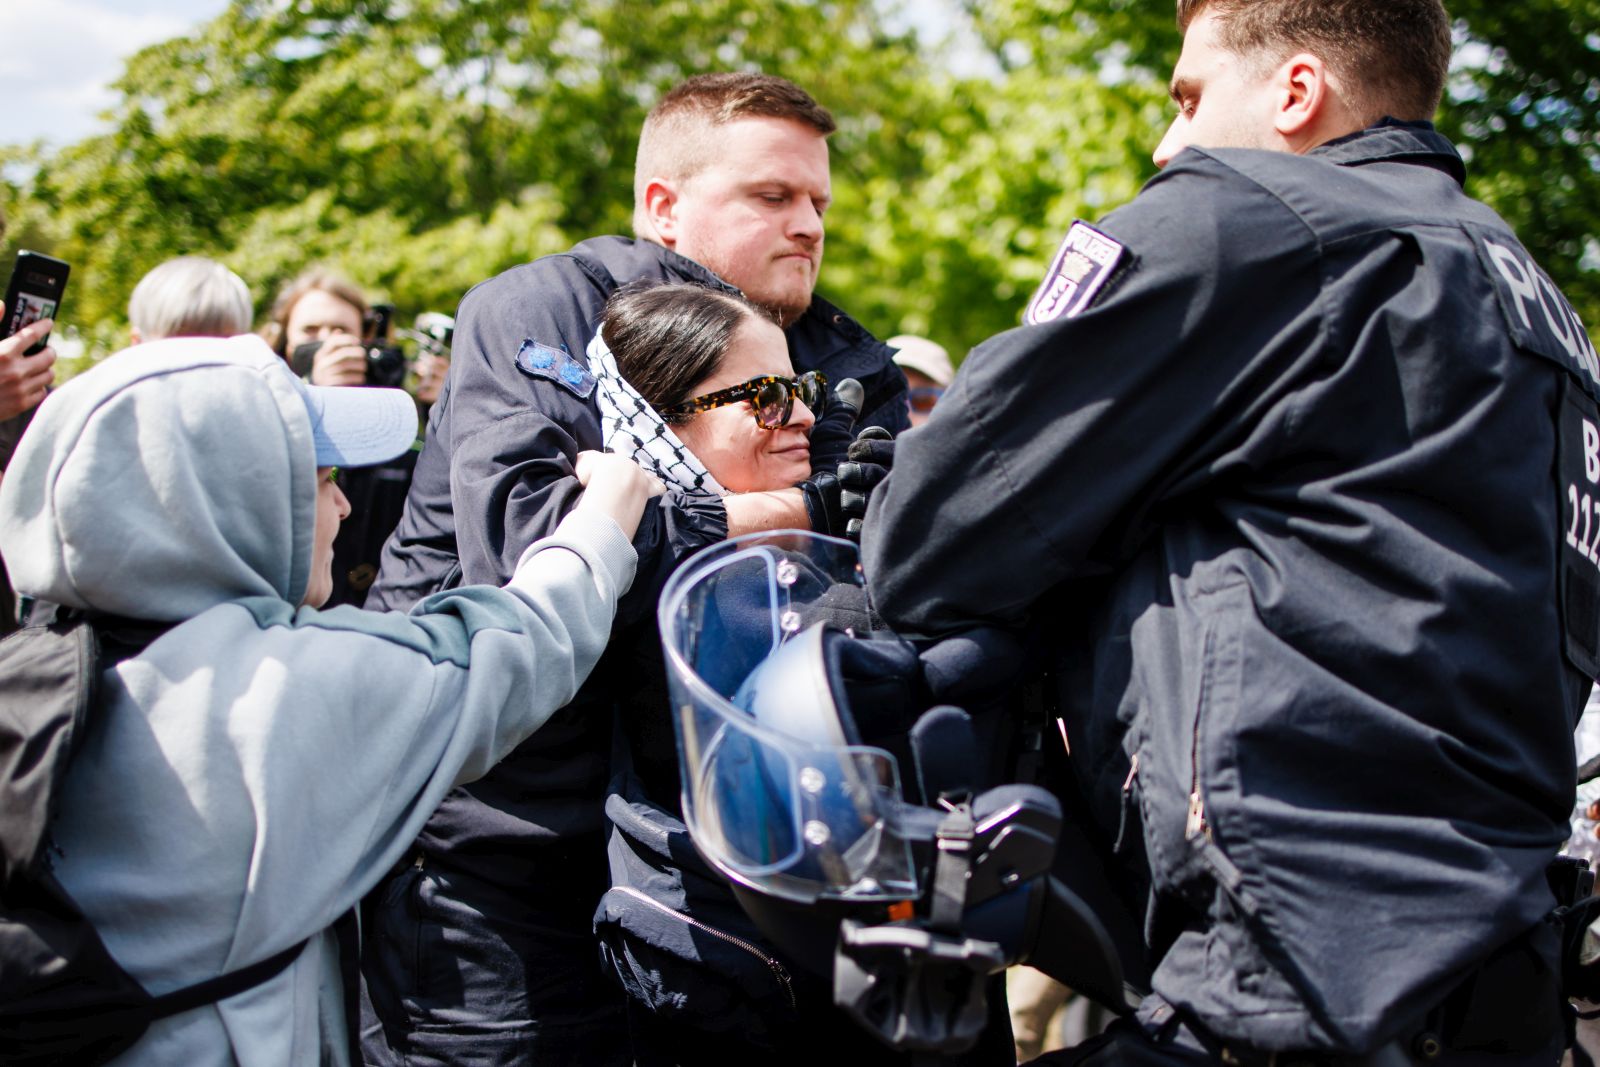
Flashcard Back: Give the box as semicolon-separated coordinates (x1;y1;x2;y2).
293;376;417;467
888;335;954;388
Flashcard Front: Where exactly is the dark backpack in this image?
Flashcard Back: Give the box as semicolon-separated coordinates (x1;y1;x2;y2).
0;613;311;1066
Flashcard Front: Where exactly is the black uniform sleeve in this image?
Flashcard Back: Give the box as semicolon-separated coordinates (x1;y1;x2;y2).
445;257;727;623
862;154;1323;637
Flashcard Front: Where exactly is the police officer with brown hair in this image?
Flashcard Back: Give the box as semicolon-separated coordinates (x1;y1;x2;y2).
865;1;1596;1062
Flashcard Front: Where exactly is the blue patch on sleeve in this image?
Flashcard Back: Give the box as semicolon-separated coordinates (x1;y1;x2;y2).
515;340;595;399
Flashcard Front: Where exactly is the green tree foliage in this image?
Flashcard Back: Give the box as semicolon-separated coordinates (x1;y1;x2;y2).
828;0;1171;353
3;0;1594;369
823;70;1164;354
3;0;932;357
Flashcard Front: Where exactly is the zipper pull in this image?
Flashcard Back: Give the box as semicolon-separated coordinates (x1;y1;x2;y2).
1185;788;1209;841
1122;752;1139;794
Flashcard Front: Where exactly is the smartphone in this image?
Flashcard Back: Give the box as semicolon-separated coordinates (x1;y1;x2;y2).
2;251;70;355
364;303;395;344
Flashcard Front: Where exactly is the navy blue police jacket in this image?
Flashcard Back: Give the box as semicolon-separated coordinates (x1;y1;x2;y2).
863;123;1596;1055
368;235;906;881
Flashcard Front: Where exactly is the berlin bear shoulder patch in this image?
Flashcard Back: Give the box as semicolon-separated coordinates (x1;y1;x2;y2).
515;339;595;399
1024;221;1126;325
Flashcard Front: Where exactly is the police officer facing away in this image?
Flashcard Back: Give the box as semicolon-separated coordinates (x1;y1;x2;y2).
865;1;1596;1063
360;74;906;1066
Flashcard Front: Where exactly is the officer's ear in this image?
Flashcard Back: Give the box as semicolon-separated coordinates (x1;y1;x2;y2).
1267;53;1356;151
1273;53;1325;135
1271;51;1342;149
643;178;682;249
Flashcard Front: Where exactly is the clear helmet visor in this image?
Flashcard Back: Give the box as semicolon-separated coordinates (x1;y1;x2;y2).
658;531;918;904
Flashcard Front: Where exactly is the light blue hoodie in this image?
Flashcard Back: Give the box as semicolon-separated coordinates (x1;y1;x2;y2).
0;335;637;1065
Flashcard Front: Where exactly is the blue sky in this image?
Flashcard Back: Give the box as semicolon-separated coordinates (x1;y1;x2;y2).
2;0;230;147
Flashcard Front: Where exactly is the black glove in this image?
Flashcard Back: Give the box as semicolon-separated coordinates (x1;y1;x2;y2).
799;379;863;536
806;377;864;474
838;427;896;542
800;468;844;536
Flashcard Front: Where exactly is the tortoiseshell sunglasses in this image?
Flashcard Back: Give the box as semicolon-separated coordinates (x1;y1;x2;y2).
660;370;828;429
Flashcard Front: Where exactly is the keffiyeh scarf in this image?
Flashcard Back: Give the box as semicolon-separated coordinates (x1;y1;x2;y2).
586;332;727;498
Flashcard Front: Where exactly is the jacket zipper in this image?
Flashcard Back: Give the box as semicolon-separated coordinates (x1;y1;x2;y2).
1185;632;1213;844
1185;788;1208;841
610;885;796;1009
1181;628;1256;916
1113;752;1140;853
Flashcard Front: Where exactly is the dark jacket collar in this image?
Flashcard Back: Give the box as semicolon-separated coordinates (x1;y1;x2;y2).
569;234;739;293
569;235;883;351
1309;119;1467;186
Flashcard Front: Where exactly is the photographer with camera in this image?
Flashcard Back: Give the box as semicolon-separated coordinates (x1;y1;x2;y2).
264;269;419;606
266;270;382;388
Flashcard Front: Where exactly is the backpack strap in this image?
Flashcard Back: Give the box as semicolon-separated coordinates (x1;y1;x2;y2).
144;937;312;1020
89;613;176;668
0;612;351;1057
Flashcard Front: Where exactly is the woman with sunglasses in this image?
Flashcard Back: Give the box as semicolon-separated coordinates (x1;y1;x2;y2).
571;282;922;1065
596;281;825;497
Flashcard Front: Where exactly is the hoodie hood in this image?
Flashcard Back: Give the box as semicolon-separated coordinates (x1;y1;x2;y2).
0;335;317;620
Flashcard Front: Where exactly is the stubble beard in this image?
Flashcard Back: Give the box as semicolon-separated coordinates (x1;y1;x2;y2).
747;263;818;329
756;292;812;329
685;238;817;326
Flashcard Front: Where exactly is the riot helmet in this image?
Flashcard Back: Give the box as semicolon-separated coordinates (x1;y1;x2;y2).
659;531;1137;1052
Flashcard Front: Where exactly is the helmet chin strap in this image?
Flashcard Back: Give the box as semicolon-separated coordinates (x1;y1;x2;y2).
927;798;976;936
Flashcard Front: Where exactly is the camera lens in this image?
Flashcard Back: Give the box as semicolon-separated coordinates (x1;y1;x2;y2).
366;344;408;389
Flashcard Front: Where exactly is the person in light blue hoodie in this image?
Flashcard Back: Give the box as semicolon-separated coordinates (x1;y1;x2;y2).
0;333;660;1066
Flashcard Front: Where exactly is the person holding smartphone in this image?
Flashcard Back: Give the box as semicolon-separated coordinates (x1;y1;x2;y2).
0;211;61;471
0;320;57;634
0;318;56;432
0;210;63;633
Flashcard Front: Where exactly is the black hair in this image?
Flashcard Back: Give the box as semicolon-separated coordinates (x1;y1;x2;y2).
600;282;772;424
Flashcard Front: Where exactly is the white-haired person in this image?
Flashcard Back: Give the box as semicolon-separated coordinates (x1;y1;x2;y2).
128;255;254;343
0;333;659;1065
